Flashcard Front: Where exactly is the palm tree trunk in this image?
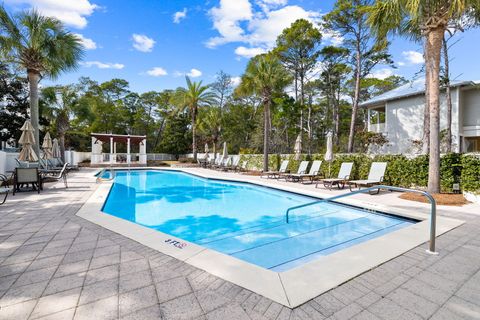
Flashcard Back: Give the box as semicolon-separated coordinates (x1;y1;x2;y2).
192;107;197;161
27;70;41;158
427;27;444;194
347;50;361;153
443;37;452;153
422;39;430;155
263;99;270;172
59;132;66;162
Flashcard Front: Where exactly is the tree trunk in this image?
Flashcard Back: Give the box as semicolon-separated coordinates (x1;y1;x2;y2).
427;27;445;194
27;70;41;158
263;99;271;172
422;39;430;155
443;37;452;153
347;50;361;153
192;106;197;161
59;132;66;162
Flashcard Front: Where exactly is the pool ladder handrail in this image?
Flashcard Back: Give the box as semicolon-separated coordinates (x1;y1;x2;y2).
96;168;115;183
285;185;438;254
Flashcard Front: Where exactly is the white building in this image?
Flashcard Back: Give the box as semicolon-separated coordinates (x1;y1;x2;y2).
361;79;480;154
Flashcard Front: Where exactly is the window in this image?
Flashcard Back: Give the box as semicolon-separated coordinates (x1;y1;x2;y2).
465;137;480;152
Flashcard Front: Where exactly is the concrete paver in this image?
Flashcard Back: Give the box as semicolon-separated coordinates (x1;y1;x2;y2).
0;168;479;319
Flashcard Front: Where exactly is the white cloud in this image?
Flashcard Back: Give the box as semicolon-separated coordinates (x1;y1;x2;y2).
132;34;155;52
173;8;187;23
187;68;202;78
231;76;242;87
80;61;124;69
74;33;97;50
402;51;424;65
206;0;253;48
234;46;267;58
5;0;98;29
397;61;406;67
368;68;395;80
206;1;321;54
146;67;168;77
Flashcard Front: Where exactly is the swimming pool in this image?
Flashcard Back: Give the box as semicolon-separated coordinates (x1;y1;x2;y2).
101;170;416;271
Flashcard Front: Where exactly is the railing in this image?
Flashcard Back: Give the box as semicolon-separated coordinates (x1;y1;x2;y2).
96;168;115;183
285;185;438;254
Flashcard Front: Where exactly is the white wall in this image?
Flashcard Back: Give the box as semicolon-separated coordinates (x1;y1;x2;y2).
0;151;5;175
377;89;460;154
65;151;91;165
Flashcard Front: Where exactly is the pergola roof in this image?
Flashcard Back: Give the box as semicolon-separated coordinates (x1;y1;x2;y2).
91;133;146;144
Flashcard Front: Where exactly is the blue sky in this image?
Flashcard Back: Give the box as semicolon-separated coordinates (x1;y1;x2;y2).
4;0;480;93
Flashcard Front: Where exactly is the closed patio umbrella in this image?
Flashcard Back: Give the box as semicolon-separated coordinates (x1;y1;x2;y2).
204;143;209;160
52;138;61;158
18;120;38;162
42;132;53;161
294;133;302;160
324;132;334;177
222;142;228;158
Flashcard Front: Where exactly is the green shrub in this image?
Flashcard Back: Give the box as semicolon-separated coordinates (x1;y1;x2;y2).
461;154;480;193
236;152;480;194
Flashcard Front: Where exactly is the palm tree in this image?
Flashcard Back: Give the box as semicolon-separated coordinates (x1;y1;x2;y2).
367;0;480;193
41;85;79;161
198;107;222;159
0;7;83;156
237;54;291;172
171;77;216;161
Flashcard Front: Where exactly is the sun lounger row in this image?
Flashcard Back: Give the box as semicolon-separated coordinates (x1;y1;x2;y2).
262;160;387;191
201;156;387;192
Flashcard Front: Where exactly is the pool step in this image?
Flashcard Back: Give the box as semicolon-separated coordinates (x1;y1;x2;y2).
204;213;407;269
195;207;341;245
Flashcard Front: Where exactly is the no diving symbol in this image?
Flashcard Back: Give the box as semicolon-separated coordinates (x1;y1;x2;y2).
164;239;187;249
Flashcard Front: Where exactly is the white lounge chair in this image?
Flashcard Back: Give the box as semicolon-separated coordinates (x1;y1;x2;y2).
347;162;387;194
0;174;10;205
283;161;309;181
262;160;289;179
288;160;323;183
317;162;353;190
41;162;69;188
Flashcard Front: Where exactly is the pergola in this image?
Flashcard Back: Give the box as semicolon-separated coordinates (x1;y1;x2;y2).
90;133;147;165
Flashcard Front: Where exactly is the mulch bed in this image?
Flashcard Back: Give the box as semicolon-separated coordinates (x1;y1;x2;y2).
399;192;470;206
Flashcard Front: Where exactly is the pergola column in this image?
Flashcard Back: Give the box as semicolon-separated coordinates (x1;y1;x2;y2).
139;139;147;165
127;137;131;164
110;136;115;164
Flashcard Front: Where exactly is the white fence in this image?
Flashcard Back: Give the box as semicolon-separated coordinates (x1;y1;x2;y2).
146;153;177;161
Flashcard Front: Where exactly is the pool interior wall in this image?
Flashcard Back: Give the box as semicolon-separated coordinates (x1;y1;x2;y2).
100;169;417;271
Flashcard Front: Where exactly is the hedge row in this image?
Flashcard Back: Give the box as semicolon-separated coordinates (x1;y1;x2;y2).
238;153;480;193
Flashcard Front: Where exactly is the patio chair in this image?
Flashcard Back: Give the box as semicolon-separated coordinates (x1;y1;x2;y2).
226;156;240;171
237;160;248;173
54;157;78;171
210;156;224;170
41;162;69;188
0;174;10;205
218;157;232;171
13;167;42;195
317;162;353;190
282;161;309;181
288;160;323;183
262;160;289;179
347;162;387;194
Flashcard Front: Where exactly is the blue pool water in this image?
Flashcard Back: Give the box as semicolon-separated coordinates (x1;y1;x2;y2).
102;170;415;271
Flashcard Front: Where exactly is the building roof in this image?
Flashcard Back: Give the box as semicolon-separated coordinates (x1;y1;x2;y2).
360;78;478;108
91;133;146;144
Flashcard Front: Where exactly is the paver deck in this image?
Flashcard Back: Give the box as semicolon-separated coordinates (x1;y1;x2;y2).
0;168;479;320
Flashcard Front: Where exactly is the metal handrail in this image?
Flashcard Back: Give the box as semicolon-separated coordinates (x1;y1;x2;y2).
96;168;115;183
285;185;437;254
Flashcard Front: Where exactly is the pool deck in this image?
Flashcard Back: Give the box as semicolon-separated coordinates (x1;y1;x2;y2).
1;167;480;319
